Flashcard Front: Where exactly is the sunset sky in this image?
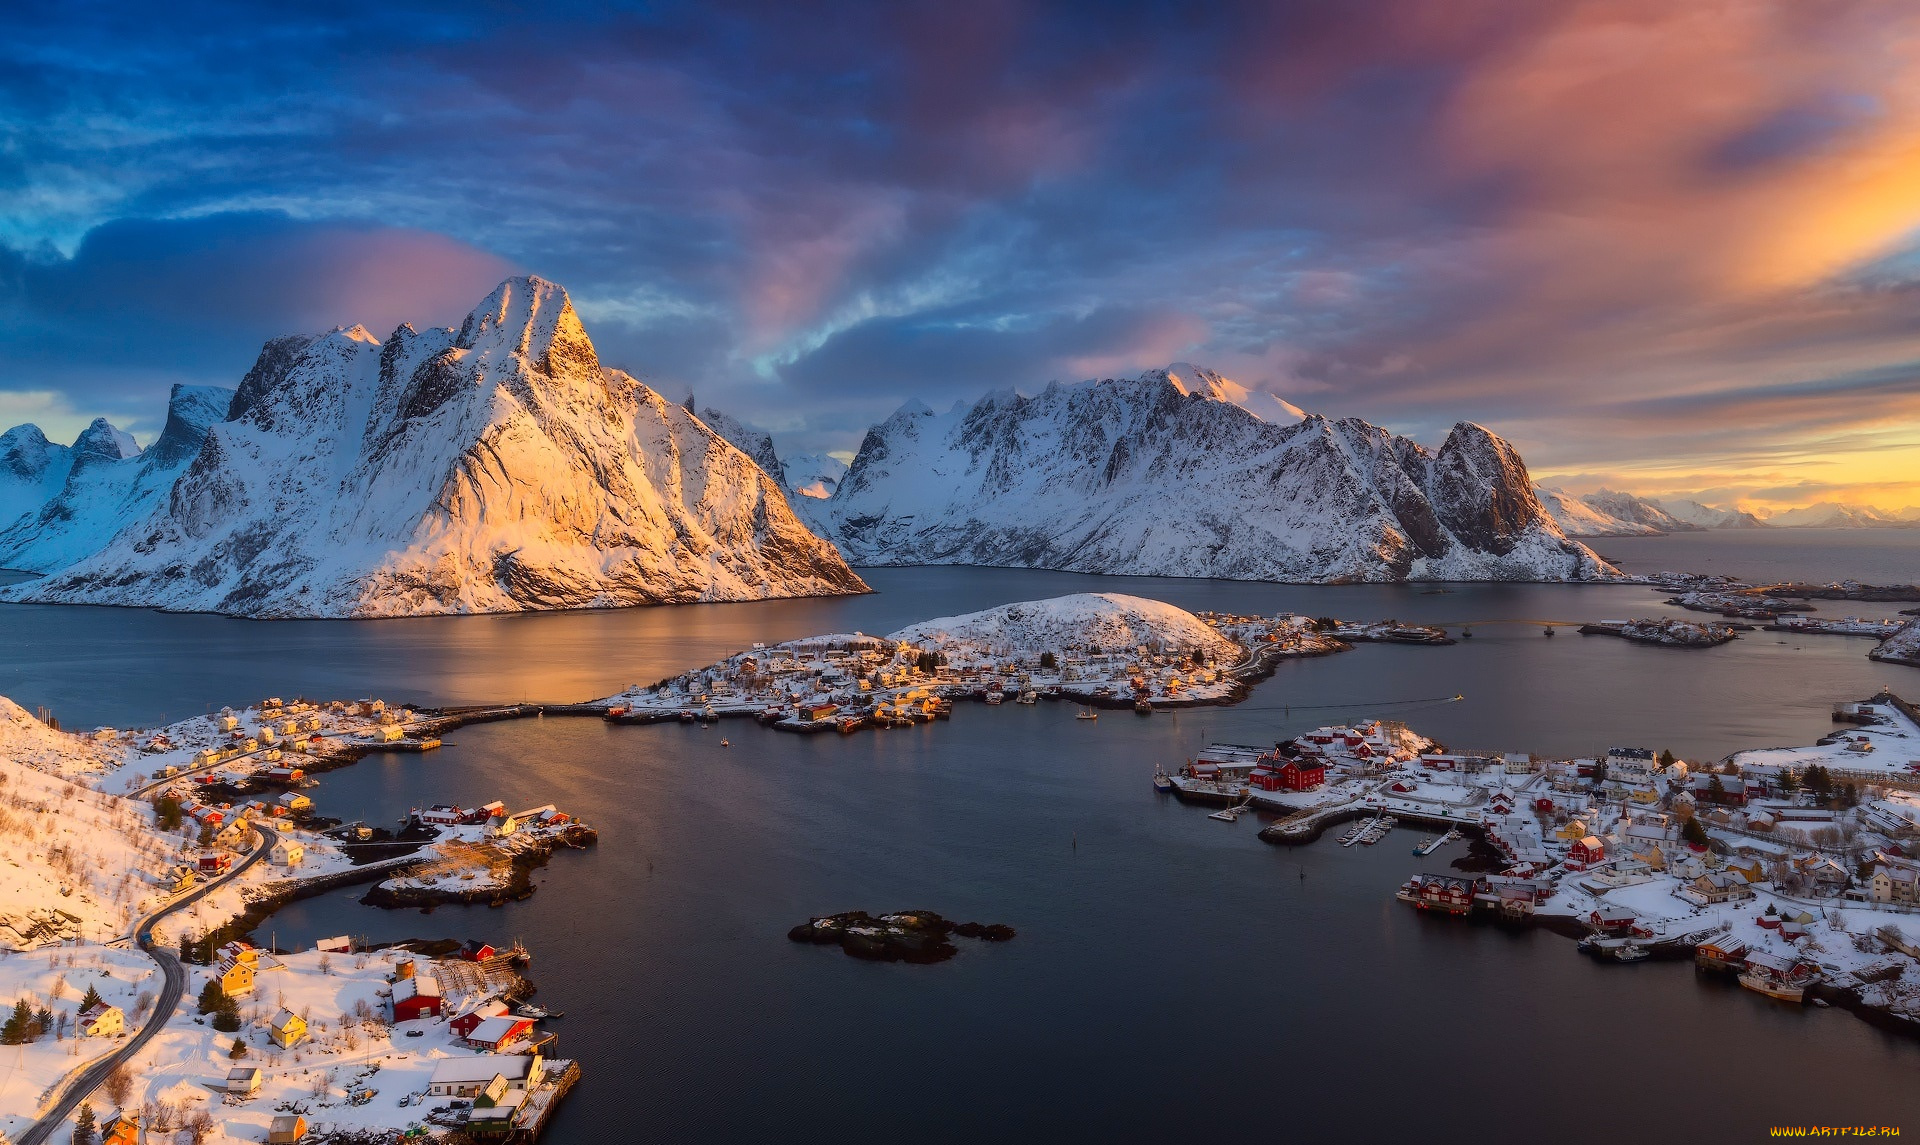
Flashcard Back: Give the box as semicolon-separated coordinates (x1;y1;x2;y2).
4;1;1919;512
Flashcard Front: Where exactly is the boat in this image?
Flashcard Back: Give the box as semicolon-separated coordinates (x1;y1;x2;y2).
1738;972;1808;1002
984;691;1004;705
719;739;730;747
1152;770;1174;792
1133;698;1152;714
1016;690;1038;705
1413;828;1460;857
678;710;696;723
1076;707;1099;721
1611;943;1649;963
1737;951;1817;1002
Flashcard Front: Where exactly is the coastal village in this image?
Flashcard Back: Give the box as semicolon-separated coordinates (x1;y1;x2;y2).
0;693;592;1144
3;588;1920;1140
595;594;1353;731
1165;688;1920;1021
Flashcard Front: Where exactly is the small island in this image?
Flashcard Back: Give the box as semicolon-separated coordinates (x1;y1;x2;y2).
788;911;1016;963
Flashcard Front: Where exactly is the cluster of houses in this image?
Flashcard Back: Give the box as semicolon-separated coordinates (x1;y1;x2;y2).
610;626;1247;734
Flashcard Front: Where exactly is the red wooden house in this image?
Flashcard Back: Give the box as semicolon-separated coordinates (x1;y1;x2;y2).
391;975;444;1022
1249;758;1326;792
1568;836;1606;869
449;1001;510;1039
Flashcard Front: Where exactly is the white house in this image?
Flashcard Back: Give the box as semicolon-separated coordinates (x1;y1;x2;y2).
426;1053;546;1097
270;839;304;868
227;1066;263;1095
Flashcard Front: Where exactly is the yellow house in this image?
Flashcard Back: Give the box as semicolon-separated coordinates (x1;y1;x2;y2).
1553;818;1589;842
1722;857;1767;883
216;957;255;998
268;1007;308;1049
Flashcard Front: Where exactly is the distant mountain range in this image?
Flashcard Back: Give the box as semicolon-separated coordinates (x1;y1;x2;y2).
1538;487;1916;535
780;363;1616;583
0;276;865;617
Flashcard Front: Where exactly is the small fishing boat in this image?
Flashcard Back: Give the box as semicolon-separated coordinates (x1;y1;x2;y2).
984;691;1004;705
1152;770;1174;792
1076;707;1099;721
1612;943;1649;963
1017;690;1038;705
1133;698;1152;714
719;739;730;748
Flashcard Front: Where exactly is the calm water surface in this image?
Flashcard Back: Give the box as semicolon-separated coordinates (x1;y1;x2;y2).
4;545;1920;1144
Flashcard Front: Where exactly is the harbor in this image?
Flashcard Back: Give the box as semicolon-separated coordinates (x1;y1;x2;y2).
1155;688;1920;1031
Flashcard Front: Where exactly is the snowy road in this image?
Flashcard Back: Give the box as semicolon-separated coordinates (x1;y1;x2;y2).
18;825;278;1145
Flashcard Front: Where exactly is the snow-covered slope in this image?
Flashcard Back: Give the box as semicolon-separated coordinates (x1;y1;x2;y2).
0;425;75;540
1766;502;1919;529
696;403;786;484
697;405;850;500
1872;620;1920;668
805;369;1615;583
0;276;867;617
1654;500;1771;529
887;592;1241;661
783;451;849;500
0;388;233;572
1537;487;1701;536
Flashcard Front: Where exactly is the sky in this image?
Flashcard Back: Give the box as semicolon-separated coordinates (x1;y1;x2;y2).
3;0;1920;513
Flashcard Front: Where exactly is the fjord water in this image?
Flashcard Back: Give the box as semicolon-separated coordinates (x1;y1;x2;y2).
2;531;1918;1143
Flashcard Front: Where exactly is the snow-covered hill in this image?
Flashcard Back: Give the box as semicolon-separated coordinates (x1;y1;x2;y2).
1872;620;1920;668
887;592;1242;661
1537;487;1702;536
802;368;1614;583
0;276;867;617
0;387;233;572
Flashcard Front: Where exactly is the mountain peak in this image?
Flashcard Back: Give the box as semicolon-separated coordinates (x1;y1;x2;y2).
71;418;140;464
455;275;599;380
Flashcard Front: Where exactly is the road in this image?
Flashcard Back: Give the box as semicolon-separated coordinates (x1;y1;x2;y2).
19;825;278;1145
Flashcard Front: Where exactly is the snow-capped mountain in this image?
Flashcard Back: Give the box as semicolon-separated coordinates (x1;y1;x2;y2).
1764;502;1919;529
802;368;1615;583
781;451;849;500
1655;499;1769;529
1537;487;1701;536
0;425;77;539
1;276;866;617
0;388;232;573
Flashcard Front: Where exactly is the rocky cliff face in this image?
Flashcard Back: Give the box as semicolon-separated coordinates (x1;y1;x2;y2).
800;368;1615;583
1;276;866;617
0;390;233;573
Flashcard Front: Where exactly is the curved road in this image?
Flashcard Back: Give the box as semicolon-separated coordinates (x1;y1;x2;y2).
19;825;277;1145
